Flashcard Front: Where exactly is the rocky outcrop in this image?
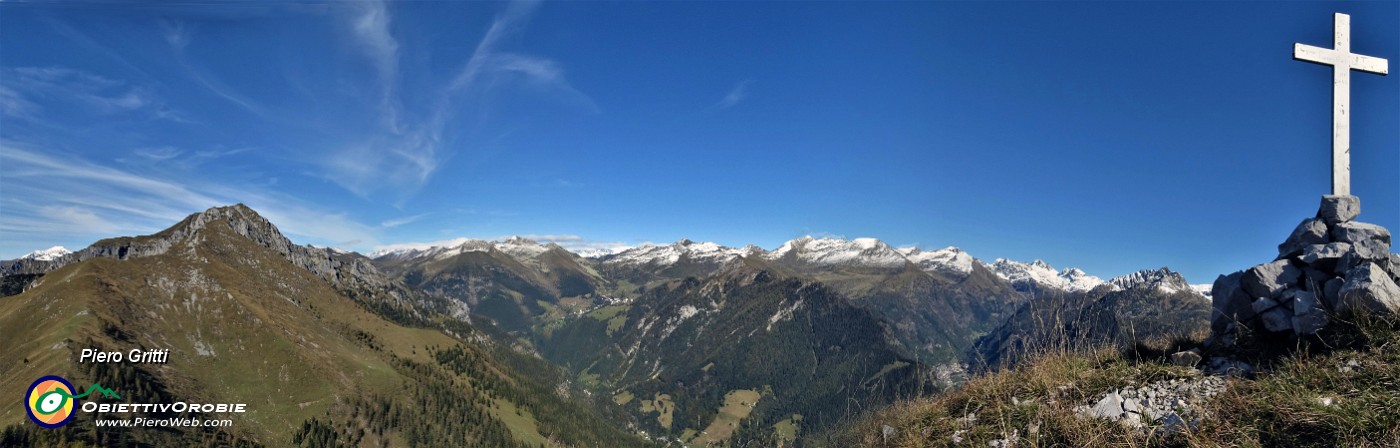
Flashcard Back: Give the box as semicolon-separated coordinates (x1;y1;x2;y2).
1211;195;1399;340
1076;375;1226;433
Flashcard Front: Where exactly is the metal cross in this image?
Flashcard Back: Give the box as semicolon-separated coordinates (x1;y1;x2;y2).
1294;13;1389;196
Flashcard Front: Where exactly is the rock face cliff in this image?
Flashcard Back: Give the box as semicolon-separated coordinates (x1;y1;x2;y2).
1211;195;1400;342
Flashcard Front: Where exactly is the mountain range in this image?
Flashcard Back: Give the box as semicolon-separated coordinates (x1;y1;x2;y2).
0;204;1211;446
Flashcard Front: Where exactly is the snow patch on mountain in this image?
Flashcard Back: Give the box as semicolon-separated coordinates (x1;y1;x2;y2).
602;239;746;267
495;236;550;260
989;258;1107;293
371;237;545;263
571;246;631;258
765;236;908;268
1108;268;1202;298
1191;284;1213;299
899;246;975;275
20;246;71;261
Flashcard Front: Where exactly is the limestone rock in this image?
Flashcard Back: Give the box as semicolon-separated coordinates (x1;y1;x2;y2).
1170;349;1202;367
1323;277;1345;310
1351;238;1391;261
1206;356;1254;378
1089;391;1125;420
1252;296;1292;332
1210;271;1253;334
1332;263;1400;315
1290;290;1328;335
1331;221;1391;245
1301;242;1351;271
1339;263;1400;314
1279;218;1331;259
1318;195;1360;224
1241;259;1301;300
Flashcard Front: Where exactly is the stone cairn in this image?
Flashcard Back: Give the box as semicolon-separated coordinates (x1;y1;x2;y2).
1211;195;1400;342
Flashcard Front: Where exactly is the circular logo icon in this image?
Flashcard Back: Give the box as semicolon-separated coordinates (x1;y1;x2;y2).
26;376;76;428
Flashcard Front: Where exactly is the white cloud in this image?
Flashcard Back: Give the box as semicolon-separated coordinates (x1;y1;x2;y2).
134;146;183;161
714;79;753;110
161;19;191;51
1;67;159;117
325;0;594;201
350;0;402;132
379;213;429;228
0;142;381;258
0;85;39;118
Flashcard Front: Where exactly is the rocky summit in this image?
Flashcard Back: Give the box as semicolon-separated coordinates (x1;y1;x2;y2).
1211;195;1400;340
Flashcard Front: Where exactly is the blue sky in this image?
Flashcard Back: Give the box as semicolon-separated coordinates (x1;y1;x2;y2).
1;1;1396;284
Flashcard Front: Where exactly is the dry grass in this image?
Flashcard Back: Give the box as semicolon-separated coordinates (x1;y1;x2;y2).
826;347;1197;447
827;312;1400;447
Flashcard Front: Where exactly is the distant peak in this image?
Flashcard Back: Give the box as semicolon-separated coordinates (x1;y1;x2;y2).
676;238;694;246
851;237;883;249
988;257;1106;293
765;236;906;268
1109;267;1193;295
21;245;71;261
500;236;539;245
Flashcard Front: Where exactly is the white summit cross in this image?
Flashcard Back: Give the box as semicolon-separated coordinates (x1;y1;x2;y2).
1293;12;1389;196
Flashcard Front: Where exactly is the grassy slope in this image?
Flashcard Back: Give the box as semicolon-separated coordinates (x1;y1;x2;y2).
0;225;477;443
0;219;647;447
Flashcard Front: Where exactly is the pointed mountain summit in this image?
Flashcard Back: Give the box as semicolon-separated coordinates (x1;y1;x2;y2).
20;245;70;261
899;246;977;276
988;258;1107;294
764;236;910;269
1109;267;1202;297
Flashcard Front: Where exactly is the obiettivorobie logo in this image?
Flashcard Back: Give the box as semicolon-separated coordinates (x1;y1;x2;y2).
25;376;120;428
25;374;249;429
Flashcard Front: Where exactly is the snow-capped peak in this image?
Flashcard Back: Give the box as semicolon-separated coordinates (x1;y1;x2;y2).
371;237;544;262
989;258;1106;293
602;239;746;267
1190;284;1213;299
899;246;976;275
765;236;908;269
310;245;351;255
20;246;70;262
571;246;630;258
495;236;551;260
1108;267;1199;297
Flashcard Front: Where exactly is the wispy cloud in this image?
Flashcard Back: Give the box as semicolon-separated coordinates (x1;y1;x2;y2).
325;0;595;202
0;142;381;258
714;79;753;110
551;178;583;188
349;0;402;132
161;19;191;51
2;67;160;117
379;213;429;228
0;85;39;118
133;146;183;161
119;146;253;169
0;142;224;237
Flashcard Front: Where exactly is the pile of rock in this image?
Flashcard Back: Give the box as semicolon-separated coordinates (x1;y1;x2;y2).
1075;375;1226;433
1211;195;1400;340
